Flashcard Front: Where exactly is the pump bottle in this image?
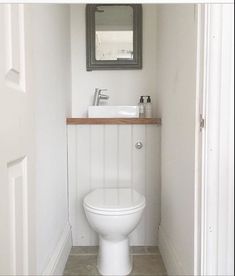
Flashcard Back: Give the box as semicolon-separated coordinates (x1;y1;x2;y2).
138;96;145;118
145;96;152;118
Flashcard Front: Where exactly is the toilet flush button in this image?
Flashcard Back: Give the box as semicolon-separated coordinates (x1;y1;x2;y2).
135;142;143;149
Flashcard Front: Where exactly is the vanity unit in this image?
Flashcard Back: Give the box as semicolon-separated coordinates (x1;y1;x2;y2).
67;117;161;248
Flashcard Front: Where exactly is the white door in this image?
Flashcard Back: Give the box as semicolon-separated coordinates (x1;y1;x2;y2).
197;4;234;276
0;4;36;275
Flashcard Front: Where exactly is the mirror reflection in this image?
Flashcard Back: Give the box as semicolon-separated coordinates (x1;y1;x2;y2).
95;5;134;61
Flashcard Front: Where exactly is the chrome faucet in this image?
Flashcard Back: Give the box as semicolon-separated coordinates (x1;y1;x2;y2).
93;88;109;106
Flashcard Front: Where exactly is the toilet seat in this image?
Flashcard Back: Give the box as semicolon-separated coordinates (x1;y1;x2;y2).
83;188;146;275
83;188;145;216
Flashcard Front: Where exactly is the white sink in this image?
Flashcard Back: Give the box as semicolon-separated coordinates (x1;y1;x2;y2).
88;106;139;118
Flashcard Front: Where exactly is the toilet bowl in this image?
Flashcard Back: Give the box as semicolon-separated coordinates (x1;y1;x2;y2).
83;188;145;276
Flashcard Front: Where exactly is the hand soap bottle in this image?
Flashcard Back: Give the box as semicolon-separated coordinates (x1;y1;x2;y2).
138;96;145;118
145;96;153;118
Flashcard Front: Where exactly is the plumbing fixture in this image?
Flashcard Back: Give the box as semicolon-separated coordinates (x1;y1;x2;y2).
93;88;109;106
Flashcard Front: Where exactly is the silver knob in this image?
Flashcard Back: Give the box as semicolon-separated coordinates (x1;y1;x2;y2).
135;142;143;149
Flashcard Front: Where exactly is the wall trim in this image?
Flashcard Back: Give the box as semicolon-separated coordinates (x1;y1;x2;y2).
159;225;185;276
42;223;72;276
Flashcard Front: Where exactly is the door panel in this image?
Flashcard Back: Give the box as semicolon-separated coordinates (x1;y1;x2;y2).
0;4;35;275
7;157;28;275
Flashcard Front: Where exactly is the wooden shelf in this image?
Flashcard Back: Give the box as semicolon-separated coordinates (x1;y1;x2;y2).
67;118;161;125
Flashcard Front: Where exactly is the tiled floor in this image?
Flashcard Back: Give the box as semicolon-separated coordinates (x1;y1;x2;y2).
63;246;167;276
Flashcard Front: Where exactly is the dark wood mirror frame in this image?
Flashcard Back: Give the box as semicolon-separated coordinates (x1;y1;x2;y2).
86;4;142;71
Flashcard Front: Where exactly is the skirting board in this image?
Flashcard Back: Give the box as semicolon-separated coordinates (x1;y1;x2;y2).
42;223;72;276
159;225;185;276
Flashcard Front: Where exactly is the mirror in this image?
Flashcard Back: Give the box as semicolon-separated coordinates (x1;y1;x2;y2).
86;4;142;71
95;6;134;61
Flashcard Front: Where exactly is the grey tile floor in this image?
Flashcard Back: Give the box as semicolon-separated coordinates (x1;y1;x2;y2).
64;246;167;276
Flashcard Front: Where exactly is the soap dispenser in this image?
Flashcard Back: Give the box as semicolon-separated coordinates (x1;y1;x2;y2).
138;96;145;118
145;96;153;118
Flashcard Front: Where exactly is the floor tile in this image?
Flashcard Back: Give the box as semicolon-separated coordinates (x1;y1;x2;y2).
131;246;147;255
63;255;99;276
70;246;99;255
146;246;161;255
64;246;167;276
131;255;167;275
131;246;160;255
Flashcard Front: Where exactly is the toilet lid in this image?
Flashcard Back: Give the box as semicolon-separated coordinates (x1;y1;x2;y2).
83;188;145;213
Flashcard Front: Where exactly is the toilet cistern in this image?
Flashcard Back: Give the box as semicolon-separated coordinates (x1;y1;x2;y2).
93;88;109;106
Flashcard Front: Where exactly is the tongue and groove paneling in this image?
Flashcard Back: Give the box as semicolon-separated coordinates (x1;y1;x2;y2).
68;124;161;246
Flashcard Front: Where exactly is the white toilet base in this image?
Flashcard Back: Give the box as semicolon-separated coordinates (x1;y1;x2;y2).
97;237;132;276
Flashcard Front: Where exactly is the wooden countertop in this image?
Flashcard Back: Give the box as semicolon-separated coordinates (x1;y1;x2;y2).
67;118;161;125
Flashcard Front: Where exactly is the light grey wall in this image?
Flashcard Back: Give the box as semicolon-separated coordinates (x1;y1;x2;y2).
25;4;71;274
156;5;197;275
70;4;160;118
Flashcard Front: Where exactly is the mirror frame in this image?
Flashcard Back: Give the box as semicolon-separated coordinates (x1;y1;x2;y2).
86;4;142;71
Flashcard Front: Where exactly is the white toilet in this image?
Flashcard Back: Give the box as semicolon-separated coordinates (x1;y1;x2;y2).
83;188;145;276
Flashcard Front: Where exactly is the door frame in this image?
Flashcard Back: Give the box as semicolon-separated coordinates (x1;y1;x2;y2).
195;3;234;275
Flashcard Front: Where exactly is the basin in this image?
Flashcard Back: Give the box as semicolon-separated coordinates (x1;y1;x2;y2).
88;106;139;118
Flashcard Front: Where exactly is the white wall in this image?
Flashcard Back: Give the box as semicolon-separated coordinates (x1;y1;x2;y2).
25;4;72;274
68;124;161;246
156;5;198;275
70;4;159;118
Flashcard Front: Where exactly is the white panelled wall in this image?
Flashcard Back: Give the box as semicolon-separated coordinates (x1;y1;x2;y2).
68;124;161;246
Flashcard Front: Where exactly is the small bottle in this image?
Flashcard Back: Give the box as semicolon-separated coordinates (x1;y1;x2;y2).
138;96;145;118
145;96;153;118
